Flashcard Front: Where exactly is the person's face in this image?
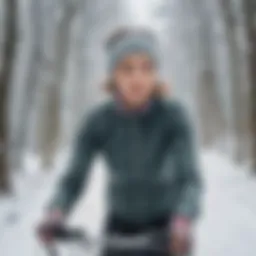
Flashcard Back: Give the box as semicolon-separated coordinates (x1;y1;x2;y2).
113;53;157;108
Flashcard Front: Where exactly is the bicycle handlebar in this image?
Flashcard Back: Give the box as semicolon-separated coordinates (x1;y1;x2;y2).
41;227;89;256
50;226;86;241
41;226;168;255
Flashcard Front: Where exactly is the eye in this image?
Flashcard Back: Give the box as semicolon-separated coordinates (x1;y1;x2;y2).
121;63;133;74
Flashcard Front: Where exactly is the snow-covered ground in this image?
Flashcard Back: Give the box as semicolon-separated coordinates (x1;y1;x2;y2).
1;150;256;256
197;151;256;256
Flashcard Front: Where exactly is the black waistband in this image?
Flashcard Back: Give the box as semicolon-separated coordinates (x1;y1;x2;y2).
105;212;172;235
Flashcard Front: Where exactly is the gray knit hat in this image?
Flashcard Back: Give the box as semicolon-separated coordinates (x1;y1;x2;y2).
105;27;160;72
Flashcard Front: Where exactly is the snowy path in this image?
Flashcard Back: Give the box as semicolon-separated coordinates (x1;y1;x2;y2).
197;151;256;256
1;151;256;256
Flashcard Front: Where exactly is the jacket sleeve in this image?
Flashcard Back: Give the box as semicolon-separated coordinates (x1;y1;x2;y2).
171;105;203;220
48;111;102;215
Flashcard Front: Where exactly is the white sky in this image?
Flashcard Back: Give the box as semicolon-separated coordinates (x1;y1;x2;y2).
125;0;167;34
126;0;153;25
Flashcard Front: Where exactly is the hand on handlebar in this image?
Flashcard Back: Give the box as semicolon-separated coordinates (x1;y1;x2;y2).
37;210;65;244
169;216;193;255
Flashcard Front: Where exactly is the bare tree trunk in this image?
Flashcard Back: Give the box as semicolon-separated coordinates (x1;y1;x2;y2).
39;0;77;170
0;0;17;192
220;0;248;163
25;0;56;157
196;0;227;147
243;0;256;172
197;70;226;146
0;1;5;68
73;2;88;128
12;0;43;169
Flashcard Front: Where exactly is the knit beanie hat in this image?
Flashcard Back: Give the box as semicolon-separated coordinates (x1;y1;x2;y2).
105;27;161;72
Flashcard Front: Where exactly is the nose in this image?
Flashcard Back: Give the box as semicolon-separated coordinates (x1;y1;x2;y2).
131;69;144;82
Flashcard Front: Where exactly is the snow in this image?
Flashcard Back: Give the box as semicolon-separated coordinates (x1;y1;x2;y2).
1;151;256;256
197;150;256;256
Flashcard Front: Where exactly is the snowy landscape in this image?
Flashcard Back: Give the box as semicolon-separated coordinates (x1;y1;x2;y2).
1;151;256;256
1;0;256;255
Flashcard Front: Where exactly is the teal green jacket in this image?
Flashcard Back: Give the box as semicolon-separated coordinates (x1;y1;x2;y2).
49;99;202;223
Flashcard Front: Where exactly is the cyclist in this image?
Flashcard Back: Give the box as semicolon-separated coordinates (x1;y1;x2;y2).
38;27;202;256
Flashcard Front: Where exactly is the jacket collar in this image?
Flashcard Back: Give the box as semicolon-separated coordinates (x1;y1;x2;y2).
114;92;160;117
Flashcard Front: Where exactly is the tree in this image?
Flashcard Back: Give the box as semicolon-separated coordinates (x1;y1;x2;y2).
0;0;18;191
38;0;77;169
196;0;227;147
11;0;43;169
220;0;250;163
243;0;256;171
